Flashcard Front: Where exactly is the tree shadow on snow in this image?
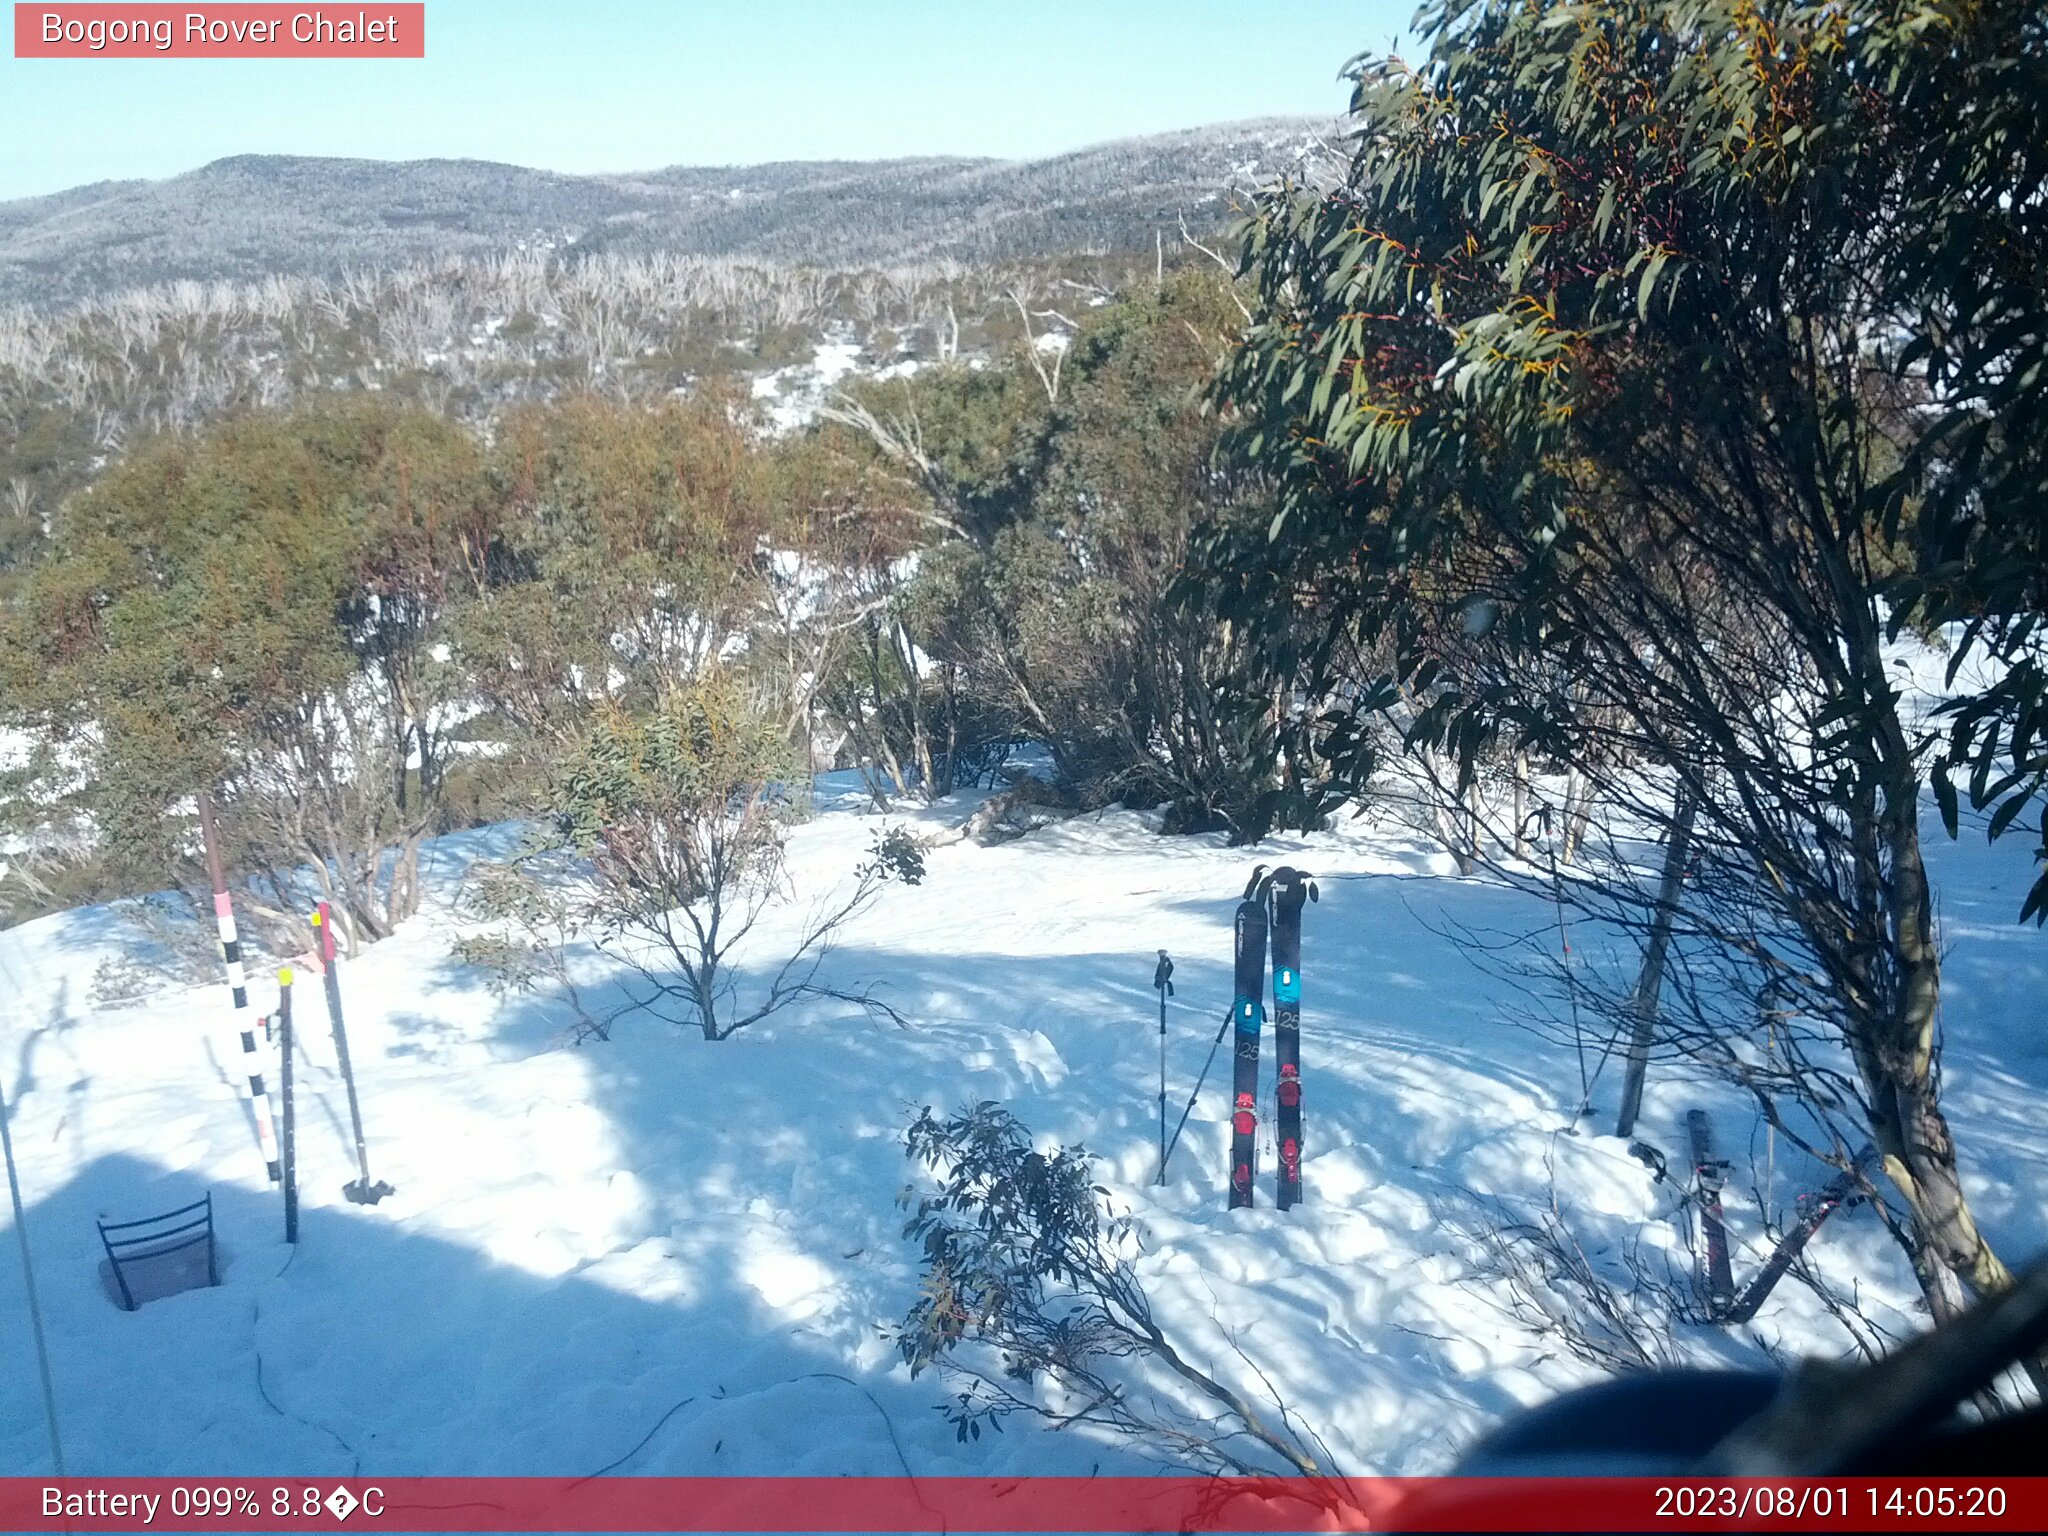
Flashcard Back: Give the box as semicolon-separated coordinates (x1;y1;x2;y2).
0;1149;1126;1479
389;896;1662;1473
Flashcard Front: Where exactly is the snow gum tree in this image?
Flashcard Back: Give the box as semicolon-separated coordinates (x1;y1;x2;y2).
0;397;496;949
826;274;1315;831
898;1101;1327;1476
457;390;779;744
545;676;919;1040
453;389;924;784
1208;0;2047;1326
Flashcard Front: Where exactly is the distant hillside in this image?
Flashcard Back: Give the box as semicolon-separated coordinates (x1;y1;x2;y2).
0;119;1336;309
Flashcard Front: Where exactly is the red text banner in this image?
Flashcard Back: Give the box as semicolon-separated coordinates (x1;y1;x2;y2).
15;4;424;57
0;1476;2041;1532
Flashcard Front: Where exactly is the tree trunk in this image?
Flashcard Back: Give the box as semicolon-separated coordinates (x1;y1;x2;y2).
865;623;912;798
383;830;425;930
1615;788;1696;1138
1422;748;1473;875
1559;768;1585;865
1564;784;1593;867
1868;793;2013;1300
1513;751;1531;862
898;622;937;800
1823;561;2036;1368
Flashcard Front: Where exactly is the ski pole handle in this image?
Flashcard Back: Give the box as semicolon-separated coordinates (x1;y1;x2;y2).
1153;950;1174;995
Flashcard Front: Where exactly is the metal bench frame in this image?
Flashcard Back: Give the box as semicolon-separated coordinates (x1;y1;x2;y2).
97;1193;219;1311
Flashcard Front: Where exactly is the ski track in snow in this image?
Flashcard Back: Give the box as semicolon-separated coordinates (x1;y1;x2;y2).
1;774;2043;1477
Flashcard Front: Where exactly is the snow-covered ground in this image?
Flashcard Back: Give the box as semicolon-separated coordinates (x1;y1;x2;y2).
1;775;2042;1478
751;339;895;435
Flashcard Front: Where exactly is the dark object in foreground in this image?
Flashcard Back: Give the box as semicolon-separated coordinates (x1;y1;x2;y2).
1445;1250;2048;1482
97;1193;218;1311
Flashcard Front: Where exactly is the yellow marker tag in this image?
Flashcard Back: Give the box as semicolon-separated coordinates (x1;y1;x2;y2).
278;966;294;986
310;909;323;927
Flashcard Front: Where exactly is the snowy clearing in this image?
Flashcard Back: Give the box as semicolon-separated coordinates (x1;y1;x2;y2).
1;776;2043;1477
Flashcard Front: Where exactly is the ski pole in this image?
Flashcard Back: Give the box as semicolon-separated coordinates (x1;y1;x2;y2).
1153;950;1174;1185
0;1052;64;1476
314;904;394;1205
277;968;298;1244
1161;1005;1232;1182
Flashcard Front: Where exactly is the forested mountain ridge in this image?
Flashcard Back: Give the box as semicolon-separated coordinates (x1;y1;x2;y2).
0;118;1336;308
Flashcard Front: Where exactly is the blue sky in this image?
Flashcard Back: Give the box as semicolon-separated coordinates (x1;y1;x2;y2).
0;2;1409;201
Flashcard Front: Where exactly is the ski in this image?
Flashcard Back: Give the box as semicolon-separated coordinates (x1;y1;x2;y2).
1687;1109;1736;1319
1228;867;1270;1209
1725;1145;1876;1325
1267;866;1316;1210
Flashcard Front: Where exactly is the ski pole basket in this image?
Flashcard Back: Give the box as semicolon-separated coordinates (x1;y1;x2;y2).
97;1193;220;1311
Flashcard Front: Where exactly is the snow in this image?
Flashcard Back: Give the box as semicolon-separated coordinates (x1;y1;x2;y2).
749;340;868;435
1;772;2044;1478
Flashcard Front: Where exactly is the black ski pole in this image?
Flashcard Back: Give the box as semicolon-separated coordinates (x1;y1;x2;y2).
277;967;298;1244
1161;1006;1232;1181
314;903;394;1206
1153;950;1174;1185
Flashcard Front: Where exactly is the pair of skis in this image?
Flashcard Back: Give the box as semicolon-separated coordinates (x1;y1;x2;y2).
1686;1109;1875;1324
1229;865;1316;1211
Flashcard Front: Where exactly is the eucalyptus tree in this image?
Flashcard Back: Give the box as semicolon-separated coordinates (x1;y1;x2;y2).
1211;0;2048;1321
1;398;496;948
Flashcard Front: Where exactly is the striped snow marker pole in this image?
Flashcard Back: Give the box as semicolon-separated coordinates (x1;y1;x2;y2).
197;790;281;1184
219;889;283;1185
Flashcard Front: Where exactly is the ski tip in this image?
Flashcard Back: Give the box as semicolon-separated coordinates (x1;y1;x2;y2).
1242;864;1268;900
1266;866;1317;910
